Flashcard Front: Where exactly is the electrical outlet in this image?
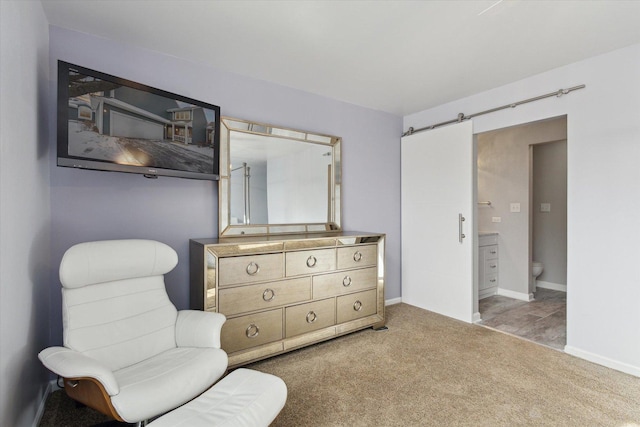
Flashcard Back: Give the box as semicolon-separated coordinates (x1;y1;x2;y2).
540;203;551;212
510;203;521;213
492;217;501;223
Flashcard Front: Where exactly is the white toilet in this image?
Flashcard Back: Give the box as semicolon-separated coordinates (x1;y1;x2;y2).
532;261;544;292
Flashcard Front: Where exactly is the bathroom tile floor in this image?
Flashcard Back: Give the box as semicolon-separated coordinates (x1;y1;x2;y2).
478;288;566;350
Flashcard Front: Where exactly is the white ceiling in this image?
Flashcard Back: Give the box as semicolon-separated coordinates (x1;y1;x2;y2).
40;0;640;116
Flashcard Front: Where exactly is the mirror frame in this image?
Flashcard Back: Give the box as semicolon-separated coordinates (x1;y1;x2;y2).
218;117;342;237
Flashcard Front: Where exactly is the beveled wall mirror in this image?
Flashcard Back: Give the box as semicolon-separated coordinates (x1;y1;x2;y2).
219;117;341;237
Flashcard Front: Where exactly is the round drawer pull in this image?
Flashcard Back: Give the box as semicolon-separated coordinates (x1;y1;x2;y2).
262;288;275;302
246;262;260;276
246;323;260;338
353;251;363;262
306;255;317;268
342;276;352;287
306;311;317;323
353;300;363;311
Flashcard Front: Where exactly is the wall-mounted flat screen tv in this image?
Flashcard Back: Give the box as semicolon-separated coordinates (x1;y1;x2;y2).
57;61;220;180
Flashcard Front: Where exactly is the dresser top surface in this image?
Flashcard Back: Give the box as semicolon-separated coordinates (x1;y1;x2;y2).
192;231;384;248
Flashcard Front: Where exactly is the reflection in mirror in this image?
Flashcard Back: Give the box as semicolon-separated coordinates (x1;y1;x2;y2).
219;118;341;237
230;134;333;225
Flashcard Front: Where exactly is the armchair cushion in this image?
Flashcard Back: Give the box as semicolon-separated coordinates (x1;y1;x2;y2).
112;347;228;422
176;310;226;348
63;276;178;371
60;239;178;289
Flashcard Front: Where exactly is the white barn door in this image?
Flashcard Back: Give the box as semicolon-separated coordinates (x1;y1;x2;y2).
401;121;475;323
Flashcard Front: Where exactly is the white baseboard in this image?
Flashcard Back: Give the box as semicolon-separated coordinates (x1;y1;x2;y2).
536;280;567;292
32;380;59;427
496;288;534;302
385;297;402;306
479;287;497;300
565;345;640;378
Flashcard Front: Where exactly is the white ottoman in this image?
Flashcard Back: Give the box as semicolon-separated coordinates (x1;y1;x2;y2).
149;369;287;427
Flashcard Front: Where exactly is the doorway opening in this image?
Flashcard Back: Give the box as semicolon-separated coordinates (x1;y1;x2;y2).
475;116;567;350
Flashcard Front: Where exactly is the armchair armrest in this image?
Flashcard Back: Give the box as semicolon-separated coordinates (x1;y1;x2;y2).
38;347;119;395
176;310;226;349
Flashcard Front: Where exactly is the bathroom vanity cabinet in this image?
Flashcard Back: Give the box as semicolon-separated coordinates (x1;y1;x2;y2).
189;232;385;367
478;233;499;299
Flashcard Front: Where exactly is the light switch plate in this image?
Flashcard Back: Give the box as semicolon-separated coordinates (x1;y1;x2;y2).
540;203;551;212
492;217;501;223
510;203;521;213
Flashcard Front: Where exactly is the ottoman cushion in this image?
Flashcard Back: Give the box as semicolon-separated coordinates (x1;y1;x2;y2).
149;368;287;427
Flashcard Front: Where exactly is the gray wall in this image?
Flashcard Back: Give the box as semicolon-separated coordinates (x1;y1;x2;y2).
0;1;51;426
533;140;567;287
477;117;566;296
48;26;403;346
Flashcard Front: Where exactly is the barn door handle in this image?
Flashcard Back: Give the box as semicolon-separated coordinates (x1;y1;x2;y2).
459;213;466;243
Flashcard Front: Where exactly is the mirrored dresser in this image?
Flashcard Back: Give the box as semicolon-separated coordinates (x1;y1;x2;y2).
189;117;385;367
190;232;385;367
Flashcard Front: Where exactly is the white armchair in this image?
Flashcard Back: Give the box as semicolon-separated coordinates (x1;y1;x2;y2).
39;239;228;423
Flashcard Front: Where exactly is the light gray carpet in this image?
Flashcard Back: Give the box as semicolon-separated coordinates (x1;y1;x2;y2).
249;303;640;426
40;303;640;426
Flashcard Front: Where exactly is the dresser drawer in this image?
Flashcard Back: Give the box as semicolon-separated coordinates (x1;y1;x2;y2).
219;277;311;316
484;258;498;274
285;298;336;338
218;253;283;287
336;289;377;324
313;267;377;299
481;274;498;290
337;244;377;269
285;248;336;277
482;244;498;260
221;309;283;354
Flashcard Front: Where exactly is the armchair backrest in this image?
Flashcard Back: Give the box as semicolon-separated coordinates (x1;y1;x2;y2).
59;240;180;371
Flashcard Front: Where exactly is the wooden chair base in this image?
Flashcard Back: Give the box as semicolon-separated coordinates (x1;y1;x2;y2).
63;377;124;422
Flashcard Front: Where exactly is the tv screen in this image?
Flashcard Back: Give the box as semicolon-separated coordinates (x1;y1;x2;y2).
57;61;220;180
